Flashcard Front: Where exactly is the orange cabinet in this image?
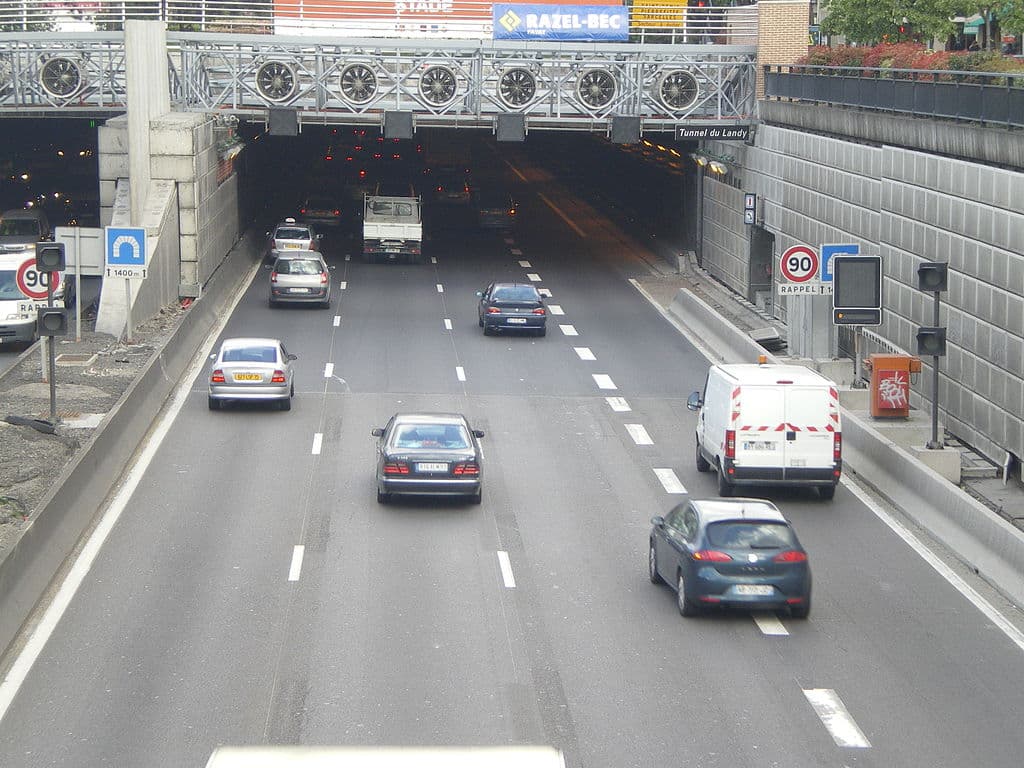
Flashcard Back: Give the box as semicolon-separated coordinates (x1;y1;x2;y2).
866;354;922;418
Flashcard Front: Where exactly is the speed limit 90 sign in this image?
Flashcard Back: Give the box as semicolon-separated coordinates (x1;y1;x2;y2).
16;257;61;300
779;245;820;283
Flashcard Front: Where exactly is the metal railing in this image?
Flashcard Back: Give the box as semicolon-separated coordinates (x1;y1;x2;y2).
764;64;1024;129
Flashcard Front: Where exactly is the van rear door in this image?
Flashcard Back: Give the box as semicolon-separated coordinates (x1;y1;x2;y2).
733;385;787;473
782;385;836;472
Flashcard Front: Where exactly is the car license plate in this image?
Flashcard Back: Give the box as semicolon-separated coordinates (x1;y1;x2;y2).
289;287;310;293
234;373;261;382
416;462;448;473
507;317;527;324
284;243;302;249
385;247;400;253
743;441;775;451
734;584;773;596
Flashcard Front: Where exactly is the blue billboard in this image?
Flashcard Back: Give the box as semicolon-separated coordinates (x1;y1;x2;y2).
494;4;630;41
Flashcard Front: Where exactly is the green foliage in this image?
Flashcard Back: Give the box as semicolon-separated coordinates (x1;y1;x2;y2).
798;43;1024;76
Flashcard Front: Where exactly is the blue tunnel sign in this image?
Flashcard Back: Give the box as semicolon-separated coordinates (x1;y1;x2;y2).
105;227;148;278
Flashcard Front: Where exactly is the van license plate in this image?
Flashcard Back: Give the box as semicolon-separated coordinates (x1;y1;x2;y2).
790;458;807;467
743;441;775;451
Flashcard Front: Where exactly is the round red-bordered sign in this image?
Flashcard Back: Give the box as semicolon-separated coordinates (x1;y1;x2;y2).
780;245;819;283
16;257;60;300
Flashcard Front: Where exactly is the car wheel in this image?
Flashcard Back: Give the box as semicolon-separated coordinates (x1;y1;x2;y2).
483;324;493;336
648;541;663;584
695;442;711;472
818;484;836;500
208;396;220;411
790;596;811;619
377;488;390;504
717;464;732;497
279;396;292;412
677;571;698;617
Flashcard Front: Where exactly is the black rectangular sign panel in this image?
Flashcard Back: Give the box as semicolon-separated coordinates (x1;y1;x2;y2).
675;124;751;141
832;254;882;326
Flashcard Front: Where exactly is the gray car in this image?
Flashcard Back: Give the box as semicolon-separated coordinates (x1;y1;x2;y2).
265;218;322;262
478;282;548;336
208;337;297;411
372;412;484;504
269;252;332;308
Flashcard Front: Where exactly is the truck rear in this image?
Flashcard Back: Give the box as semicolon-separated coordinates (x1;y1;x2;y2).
362;194;423;264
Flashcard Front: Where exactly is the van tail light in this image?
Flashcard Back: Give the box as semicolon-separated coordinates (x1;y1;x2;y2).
271;370;287;383
725;429;736;459
532;307;546;315
453;462;479;476
693;550;732;562
383;461;410;475
833;432;842;461
773;550;808;563
211;369;225;383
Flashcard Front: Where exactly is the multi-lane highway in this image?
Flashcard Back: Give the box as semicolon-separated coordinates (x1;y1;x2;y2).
1;139;1023;768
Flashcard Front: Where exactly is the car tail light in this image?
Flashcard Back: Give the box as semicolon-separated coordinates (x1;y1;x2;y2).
509;208;517;216
532;307;546;315
437;185;444;192
300;208;307;215
774;550;808;563
453;462;479;476
270;272;278;283
486;307;501;314
725;429;736;459
210;369;225;383
333;209;340;216
320;273;328;284
693;550;732;562
271;370;286;383
786;597;806;605
383;461;409;475
833;432;842;461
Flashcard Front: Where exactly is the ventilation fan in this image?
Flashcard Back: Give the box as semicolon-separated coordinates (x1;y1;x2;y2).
657;71;699;111
255;61;297;103
498;68;536;108
419;66;457;106
339;63;377;105
40;57;83;99
576;69;615;109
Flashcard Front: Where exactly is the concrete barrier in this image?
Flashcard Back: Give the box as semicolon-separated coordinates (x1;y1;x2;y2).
667;287;1024;607
0;232;259;658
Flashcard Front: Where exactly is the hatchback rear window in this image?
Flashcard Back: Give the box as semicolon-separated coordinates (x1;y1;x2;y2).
223;346;277;363
275;228;310;240
275;259;323;275
706;521;797;550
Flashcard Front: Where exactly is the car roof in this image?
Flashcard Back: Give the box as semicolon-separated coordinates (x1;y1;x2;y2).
220;337;282;350
690;498;787;525
392;412;469;426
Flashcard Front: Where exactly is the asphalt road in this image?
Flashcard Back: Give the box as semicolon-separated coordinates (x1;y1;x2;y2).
1;146;1023;768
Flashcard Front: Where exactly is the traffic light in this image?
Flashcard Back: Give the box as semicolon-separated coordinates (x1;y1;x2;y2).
37;307;68;337
917;261;948;292
36;242;66;272
916;326;947;357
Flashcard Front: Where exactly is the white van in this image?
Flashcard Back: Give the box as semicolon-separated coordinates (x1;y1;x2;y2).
687;362;842;500
204;745;566;768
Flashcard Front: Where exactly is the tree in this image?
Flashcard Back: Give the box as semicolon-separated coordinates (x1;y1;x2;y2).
820;0;987;45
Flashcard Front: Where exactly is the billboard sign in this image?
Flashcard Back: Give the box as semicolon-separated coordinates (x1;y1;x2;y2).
494;4;629;40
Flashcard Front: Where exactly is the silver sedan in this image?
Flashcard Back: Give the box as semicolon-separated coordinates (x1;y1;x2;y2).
208;337;297;411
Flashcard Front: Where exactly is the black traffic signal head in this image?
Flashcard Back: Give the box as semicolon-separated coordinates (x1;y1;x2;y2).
916;326;946;357
917;261;948;292
36;242;66;272
37;307;68;337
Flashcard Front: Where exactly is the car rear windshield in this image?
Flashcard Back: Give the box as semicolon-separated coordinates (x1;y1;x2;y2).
492;286;539;302
393;424;470;449
222;346;277;363
706;521;797;550
275;259;323;275
275;228;310;240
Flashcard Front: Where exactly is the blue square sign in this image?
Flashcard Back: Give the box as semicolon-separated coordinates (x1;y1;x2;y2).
820;243;859;282
105;227;147;267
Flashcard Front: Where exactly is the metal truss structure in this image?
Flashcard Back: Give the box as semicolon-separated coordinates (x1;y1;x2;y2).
0;32;757;133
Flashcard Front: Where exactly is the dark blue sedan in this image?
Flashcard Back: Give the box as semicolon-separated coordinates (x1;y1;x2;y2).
648;498;811;618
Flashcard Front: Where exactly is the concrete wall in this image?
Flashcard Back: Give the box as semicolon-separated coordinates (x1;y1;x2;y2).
697;102;1024;465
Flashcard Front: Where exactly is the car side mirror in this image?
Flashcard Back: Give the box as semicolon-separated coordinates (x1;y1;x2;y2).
329;264;336;270
317;233;323;239
209;353;216;360
686;391;703;411
472;429;485;438
370;428;384;437
264;264;272;269
287;353;297;361
476;291;483;297
651;516;665;528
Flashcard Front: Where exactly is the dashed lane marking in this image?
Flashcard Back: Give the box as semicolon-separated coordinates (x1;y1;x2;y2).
803;689;871;748
333;316;340;327
574;347;596;361
653;468;686;493
548;305;564;315
625;424;653;445
593;374;617;390
518;260;531;267
339;281;347;290
606;397;631;412
456;366;466;381
526;273;541;282
538;288;552;298
436;283;444;293
497;551;516;588
311;433;323;455
511;248;523;256
754;615;789;636
324;362;334;378
288;545;305;582
559;324;578;336
444;318;453;330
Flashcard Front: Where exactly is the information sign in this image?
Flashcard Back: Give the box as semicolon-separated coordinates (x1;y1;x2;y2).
16;257;60;301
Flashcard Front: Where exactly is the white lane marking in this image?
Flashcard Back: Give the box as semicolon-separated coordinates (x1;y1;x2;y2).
456;366;466;381
559;324;578;336
504;237;515;245
431;256;438;264
510;248;523;255
538;288;552;298
626;424;653;445
606;396;631;412
311;433;323;455
754;615;790;636
0;256;261;725
538;192;586;238
444;318;453;330
548;304;564;315
324;362;334;378
574;347;596;361
518;260;532;267
803;689;871;748
436;283;444;293
593;374;617;390
653;468;687;494
345;254;351;261
339;281;347;290
844;476;1024;654
526;273;541;282
332;316;341;327
288;545;305;582
497;551;516;588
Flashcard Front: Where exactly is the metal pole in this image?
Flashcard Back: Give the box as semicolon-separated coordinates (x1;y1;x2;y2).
124;277;133;343
854;326;863;387
928;290;942;449
47;269;56;425
74;226;82;341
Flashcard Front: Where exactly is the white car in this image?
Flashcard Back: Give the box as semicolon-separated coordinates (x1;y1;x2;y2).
208;337;297;411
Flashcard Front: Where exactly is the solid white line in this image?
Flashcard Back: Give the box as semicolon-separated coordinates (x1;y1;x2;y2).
844;476;1024;653
653;468;687;494
538;288;552;298
548;304;564;315
803;689;871;748
626;423;653;445
324;362;334;378
526;273;541;282
510;248;523;255
518;260;531;267
593;374;617;390
538;192;586;238
754;615;790;636
559;324;578;336
0;256;262;725
436;283;444;293
574;347;596;361
444;318;453;330
311;433;323;455
606;396;631;412
288;545;305;582
332;315;341;327
497;551;516;588
339;281;347;290
456;366;466;381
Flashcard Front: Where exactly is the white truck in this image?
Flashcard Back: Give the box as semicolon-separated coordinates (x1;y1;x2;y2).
687;362;842;500
362;194;423;264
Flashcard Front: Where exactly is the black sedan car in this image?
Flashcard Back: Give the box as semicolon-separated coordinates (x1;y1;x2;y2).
477;282;547;337
372;413;485;504
648;498;811;618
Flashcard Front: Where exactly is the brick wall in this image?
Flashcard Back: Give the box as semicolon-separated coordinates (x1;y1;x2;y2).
757;1;811;98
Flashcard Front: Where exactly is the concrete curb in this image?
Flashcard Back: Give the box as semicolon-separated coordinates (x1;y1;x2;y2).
0;232;259;658
666;286;1024;607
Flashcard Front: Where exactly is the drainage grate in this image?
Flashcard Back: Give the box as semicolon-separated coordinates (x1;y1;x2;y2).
55;353;98;366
